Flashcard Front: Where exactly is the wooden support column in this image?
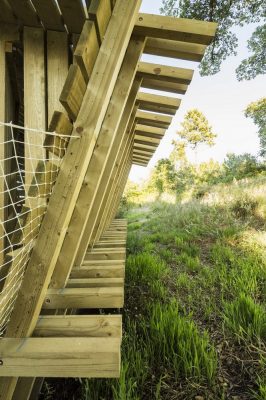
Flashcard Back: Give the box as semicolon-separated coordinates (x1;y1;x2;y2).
50;39;145;289
0;2;141;398
24;27;46;203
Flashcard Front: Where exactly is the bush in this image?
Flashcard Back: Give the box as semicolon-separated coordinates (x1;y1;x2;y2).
231;195;259;218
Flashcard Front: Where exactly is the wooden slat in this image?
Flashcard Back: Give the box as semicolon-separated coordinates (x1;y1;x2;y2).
31;0;64;31
43;287;124;309
133;145;154;154
8;0;40;27
57;0;86;34
0;337;120;378
60;64;86;121
138;61;194;85
67;277;124;288
135;124;165;138
74;20;99;83
71;265;125;278
137;92;181;116
34;315;122;338
134;135;160;146
142;78;188;95
144;37;206;61
134;13;217;45
84;250;126;261
136;110;172;129
89;0;112;44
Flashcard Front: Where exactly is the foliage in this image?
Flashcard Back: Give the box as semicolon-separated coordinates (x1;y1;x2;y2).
160;0;266;79
176;109;217;150
149;158;177;195
223;152;262;179
245;97;266;157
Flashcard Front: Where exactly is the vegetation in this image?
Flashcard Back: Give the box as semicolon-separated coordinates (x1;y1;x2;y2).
160;0;266;79
41;174;266;399
245;97;266;157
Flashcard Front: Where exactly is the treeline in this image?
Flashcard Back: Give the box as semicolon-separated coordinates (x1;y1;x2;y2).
125;153;266;204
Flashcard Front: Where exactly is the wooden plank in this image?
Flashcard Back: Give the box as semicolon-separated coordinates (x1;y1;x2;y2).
34;315;122;338
142;78;188;95
24;27;46;194
31;0;64;31
0;1;17;23
44;111;73;158
134;135;160;146
84;250;126;261
136;110;172;129
57;0;86;34
137;62;194;85
50;40;144;288
60;64;86;121
144;37;206;61
134;13;217;45
137;92;181;115
133;145;154;154
8;0;40;27
1;0;141;351
0;337;120;378
89;0;112;44
74;20;99;83
67;277;124;288
135;124;165;138
70;265;125;279
47;31;69;125
43;287;124;309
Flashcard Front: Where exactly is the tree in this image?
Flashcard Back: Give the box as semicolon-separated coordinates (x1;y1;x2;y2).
223;153;260;179
170;140;187;165
176;109;216;160
245;97;266;157
160;0;265;79
150;159;177;196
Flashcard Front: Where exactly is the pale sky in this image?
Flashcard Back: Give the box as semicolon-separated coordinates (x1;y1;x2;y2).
130;0;265;183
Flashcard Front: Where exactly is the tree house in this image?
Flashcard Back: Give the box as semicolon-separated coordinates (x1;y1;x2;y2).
0;0;217;398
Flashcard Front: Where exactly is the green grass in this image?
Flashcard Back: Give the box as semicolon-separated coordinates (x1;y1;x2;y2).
40;176;266;399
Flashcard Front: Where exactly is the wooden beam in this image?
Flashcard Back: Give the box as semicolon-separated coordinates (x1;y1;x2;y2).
34;315;122;338
144;37;206;61
43;287;124;309
0;2;141;398
142;78;188;95
134;13;217;45
74;20;99;83
70;264;125;279
57;0;86;34
89;0;112;44
47;31;69;125
31;0;65;31
137;61;194;85
137;92;181;115
66;277;124;288
0;337;121;378
136;110;172;129
135;124;165;138
8;0;41;27
50;40;144;288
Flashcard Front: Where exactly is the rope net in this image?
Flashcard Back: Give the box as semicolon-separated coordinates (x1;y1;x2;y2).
0;121;76;337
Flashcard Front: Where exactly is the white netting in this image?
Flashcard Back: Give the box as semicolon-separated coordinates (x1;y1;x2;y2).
0;121;77;337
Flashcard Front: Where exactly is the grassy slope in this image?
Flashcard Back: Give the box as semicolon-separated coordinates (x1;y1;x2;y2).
41;176;266;400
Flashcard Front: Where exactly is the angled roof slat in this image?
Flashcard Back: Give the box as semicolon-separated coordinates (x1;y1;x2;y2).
137;61;194;86
7;0;41;27
57;0;86;33
31;0;65;31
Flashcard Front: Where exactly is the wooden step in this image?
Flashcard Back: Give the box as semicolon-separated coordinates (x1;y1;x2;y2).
43;287;124;309
71;265;125;279
34;315;122;338
94;241;126;248
67;277;124;288
0;337;120;378
84;250;126;261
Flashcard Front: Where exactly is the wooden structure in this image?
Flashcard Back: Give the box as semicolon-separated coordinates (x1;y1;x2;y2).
0;1;216;398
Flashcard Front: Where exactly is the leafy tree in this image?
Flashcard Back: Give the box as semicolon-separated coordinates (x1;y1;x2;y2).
177;109;217;159
223;153;260;180
170;140;187;165
150;159;177;196
160;0;265;79
245;97;266;157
